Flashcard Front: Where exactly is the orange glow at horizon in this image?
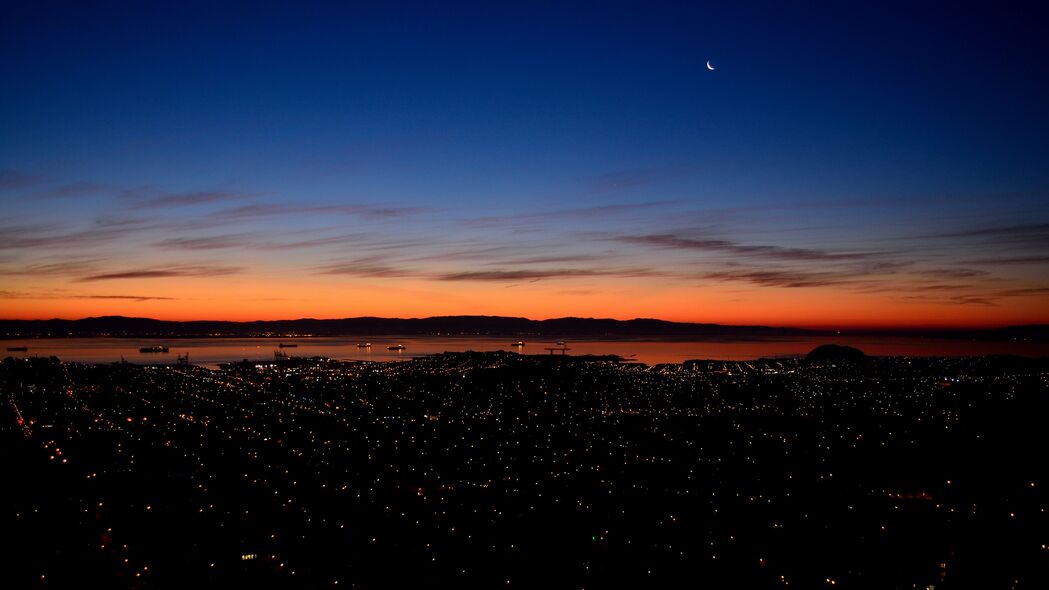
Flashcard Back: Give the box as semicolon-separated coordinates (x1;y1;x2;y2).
3;275;1046;329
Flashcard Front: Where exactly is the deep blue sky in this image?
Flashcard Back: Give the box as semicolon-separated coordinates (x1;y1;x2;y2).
2;1;1048;325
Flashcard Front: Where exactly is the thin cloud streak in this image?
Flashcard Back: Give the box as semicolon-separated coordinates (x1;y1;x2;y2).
34;182;112;198
0;169;47;191
936;222;1049;239
700;269;851;288
123;188;259;209
914;268;991;279
0;290;176;302
77;265;243;282
437;267;659;281
0;259;104;276
484;254;608;266
964;255;1049;265
151;234;255;250
699;259;913;290
901;294;999;307
462;201;678;228
315;257;416;278
616;233;879;262
0;224;143;250
76;294;177;302
589;165;693;192
215;203;426;221
916;221;1049;250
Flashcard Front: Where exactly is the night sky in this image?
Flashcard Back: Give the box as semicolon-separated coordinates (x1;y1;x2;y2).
2;1;1047;327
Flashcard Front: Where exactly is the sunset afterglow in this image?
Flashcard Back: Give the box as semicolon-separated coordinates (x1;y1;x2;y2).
2;3;1047;327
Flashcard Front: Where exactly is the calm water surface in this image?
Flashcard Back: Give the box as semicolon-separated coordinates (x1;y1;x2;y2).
3;336;1047;367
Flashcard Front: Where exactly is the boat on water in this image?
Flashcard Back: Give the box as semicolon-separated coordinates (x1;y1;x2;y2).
387;344;406;351
7;346;29;352
357;342;372;348
278;343;298;348
139;346;169;353
511;341;525;347
274;349;289;359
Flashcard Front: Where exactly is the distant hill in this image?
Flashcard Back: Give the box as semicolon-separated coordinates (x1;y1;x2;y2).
806;344;867;363
983;324;1049;342
1;316;1045;341
0;315;813;339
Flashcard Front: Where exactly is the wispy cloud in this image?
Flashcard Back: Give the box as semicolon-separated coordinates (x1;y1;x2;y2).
616;232;878;262
271;233;375;250
216;203;425;221
698;258;915;290
700;269;853;288
437;267;657;281
75;294;177;302
485;254;607;266
150;230;420;253
0;290;176;302
76;265;243;282
122;187;260;209
911;268;990;279
151;234;254;250
901;294;999;306
0;259;103;276
963;255;1049;265
315;257;415;278
0;223;141;250
937;222;1049;239
0;290;40;299
33;181;112;198
0;169;47;191
904;283;982;292
925;221;1049;250
463;201;677;228
589;165;692;192
992;286;1049;297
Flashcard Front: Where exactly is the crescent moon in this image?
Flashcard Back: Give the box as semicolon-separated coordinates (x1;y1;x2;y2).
706;60;715;71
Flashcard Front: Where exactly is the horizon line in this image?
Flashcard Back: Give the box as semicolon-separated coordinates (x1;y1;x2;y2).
0;314;1044;332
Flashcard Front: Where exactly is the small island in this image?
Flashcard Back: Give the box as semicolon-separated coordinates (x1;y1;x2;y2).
805;344;867;363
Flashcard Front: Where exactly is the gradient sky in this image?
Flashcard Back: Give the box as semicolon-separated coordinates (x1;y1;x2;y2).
2;1;1048;327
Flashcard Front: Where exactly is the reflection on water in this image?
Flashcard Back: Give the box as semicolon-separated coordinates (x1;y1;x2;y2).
2;336;1048;367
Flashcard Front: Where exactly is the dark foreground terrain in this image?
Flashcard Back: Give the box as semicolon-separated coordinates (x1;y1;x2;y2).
2;351;1047;588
